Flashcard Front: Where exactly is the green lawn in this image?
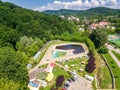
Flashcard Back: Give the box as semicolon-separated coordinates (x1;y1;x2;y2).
103;53;120;90
109;40;120;47
112;50;120;61
97;66;112;89
40;65;72;90
60;58;94;76
57;51;66;57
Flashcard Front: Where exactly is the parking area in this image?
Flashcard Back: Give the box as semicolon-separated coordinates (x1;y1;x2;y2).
65;76;93;90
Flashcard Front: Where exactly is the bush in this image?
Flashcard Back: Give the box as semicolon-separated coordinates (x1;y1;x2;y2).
85;51;96;73
56;75;64;87
98;46;108;54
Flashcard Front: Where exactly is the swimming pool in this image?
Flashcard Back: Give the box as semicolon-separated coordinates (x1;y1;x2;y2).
52;50;66;58
29;81;38;87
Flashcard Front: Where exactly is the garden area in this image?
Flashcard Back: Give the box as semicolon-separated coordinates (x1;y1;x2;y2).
58;55;95;77
103;53;120;90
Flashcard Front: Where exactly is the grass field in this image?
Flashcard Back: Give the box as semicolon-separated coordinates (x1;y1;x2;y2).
103;53;120;90
112;50;120;61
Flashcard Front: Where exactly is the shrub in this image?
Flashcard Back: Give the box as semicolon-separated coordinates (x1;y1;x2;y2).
98;46;108;54
56;75;64;87
85;51;96;73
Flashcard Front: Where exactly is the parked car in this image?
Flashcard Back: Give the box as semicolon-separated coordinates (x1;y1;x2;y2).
71;78;75;82
67;78;72;83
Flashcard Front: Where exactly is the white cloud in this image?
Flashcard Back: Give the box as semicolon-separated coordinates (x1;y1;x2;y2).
34;0;119;11
106;0;118;6
91;0;100;7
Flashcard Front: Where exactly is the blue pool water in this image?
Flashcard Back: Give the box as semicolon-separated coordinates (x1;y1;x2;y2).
52;51;58;58
29;81;38;87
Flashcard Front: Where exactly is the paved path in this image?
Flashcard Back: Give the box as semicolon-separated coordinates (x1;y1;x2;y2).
106;44;120;54
109;50;120;68
106;44;120;68
56;63;93;90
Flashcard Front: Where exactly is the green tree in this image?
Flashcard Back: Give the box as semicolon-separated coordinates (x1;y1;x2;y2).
116;27;120;33
90;29;108;48
0;47;28;85
0;78;20;90
98;46;108;54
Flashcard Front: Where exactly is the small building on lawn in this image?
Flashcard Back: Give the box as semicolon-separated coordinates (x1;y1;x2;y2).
45;73;54;82
85;75;94;81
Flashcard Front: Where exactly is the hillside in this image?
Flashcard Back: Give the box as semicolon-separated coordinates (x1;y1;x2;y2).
43;7;120;16
0;1;78;90
0;1;76;48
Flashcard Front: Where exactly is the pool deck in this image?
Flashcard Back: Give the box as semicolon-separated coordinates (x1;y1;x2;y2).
39;42;88;65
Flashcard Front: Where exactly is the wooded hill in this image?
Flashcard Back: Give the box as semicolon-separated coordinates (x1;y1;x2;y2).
43;7;120;16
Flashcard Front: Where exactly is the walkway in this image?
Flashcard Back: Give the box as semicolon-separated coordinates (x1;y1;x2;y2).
106;44;120;54
106;44;120;68
109;51;120;68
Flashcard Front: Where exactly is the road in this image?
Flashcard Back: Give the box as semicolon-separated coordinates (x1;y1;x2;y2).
106;44;120;68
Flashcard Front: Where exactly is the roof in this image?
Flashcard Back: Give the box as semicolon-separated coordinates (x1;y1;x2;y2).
90;23;99;27
29;68;46;79
99;21;109;25
45;73;54;82
50;62;55;67
33;51;41;59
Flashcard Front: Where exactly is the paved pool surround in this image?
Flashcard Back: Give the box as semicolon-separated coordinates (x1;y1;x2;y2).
40;43;88;65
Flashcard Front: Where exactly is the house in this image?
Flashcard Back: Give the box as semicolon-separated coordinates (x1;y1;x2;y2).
99;21;109;26
67;16;79;22
90;23;99;30
59;15;65;19
78;28;85;32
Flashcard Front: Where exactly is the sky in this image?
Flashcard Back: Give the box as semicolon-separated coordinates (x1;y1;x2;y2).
2;0;120;11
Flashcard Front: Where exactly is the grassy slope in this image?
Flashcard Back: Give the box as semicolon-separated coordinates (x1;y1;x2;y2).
97;66;112;88
112;50;120;61
103;53;120;90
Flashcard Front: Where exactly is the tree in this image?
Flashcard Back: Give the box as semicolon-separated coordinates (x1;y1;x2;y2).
86;38;95;51
116;27;120;33
0;47;28;85
0;78;20;90
56;75;64;87
90;29;108;48
85;51;96;73
98;46;108;54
